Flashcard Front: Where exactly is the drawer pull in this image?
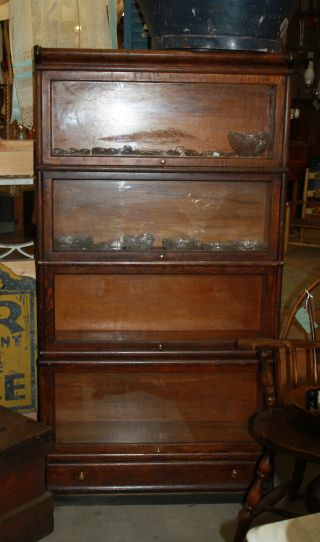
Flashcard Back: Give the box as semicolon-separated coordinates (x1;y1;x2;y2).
78;471;86;481
231;469;239;478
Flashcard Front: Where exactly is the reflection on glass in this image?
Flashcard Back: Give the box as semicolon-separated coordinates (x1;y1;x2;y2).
55;371;256;444
51;81;274;158
52;179;269;252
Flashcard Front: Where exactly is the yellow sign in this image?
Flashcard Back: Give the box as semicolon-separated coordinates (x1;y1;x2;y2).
0;263;37;412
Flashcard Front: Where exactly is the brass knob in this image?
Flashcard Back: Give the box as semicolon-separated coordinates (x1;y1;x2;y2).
160;254;164;259
78;471;86;481
158;344;163;350
160;159;166;165
231;469;238;478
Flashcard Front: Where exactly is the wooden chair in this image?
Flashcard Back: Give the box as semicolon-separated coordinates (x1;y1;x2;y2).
284;168;320;252
233;278;320;542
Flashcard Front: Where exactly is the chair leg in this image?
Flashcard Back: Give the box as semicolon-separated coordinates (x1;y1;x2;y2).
299;226;305;245
284;203;291;254
233;451;274;542
305;474;320;513
287;457;307;499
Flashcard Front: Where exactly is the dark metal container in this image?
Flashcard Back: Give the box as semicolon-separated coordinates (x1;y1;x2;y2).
136;0;299;51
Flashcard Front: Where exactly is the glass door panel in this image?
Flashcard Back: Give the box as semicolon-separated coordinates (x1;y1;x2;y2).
51;179;269;254
54;369;258;445
50;80;275;160
53;271;267;344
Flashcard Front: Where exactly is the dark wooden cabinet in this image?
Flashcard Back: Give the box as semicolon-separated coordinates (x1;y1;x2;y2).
35;48;290;495
0;406;54;542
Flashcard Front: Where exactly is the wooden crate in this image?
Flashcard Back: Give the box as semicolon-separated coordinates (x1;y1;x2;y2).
0;405;54;542
0;140;34;177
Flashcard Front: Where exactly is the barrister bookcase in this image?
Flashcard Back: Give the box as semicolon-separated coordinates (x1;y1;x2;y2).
34;47;290;494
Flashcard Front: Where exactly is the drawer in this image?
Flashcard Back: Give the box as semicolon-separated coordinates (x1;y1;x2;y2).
47;460;256;494
41;172;282;262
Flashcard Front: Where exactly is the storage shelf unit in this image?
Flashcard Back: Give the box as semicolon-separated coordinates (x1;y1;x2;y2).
35;48;290;495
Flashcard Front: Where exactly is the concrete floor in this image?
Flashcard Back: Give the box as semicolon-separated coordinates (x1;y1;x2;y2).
42;498;240;542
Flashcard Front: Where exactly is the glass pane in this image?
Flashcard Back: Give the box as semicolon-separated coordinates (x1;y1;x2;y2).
51;81;274;158
52;179;269;252
54;273;264;341
55;370;257;445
